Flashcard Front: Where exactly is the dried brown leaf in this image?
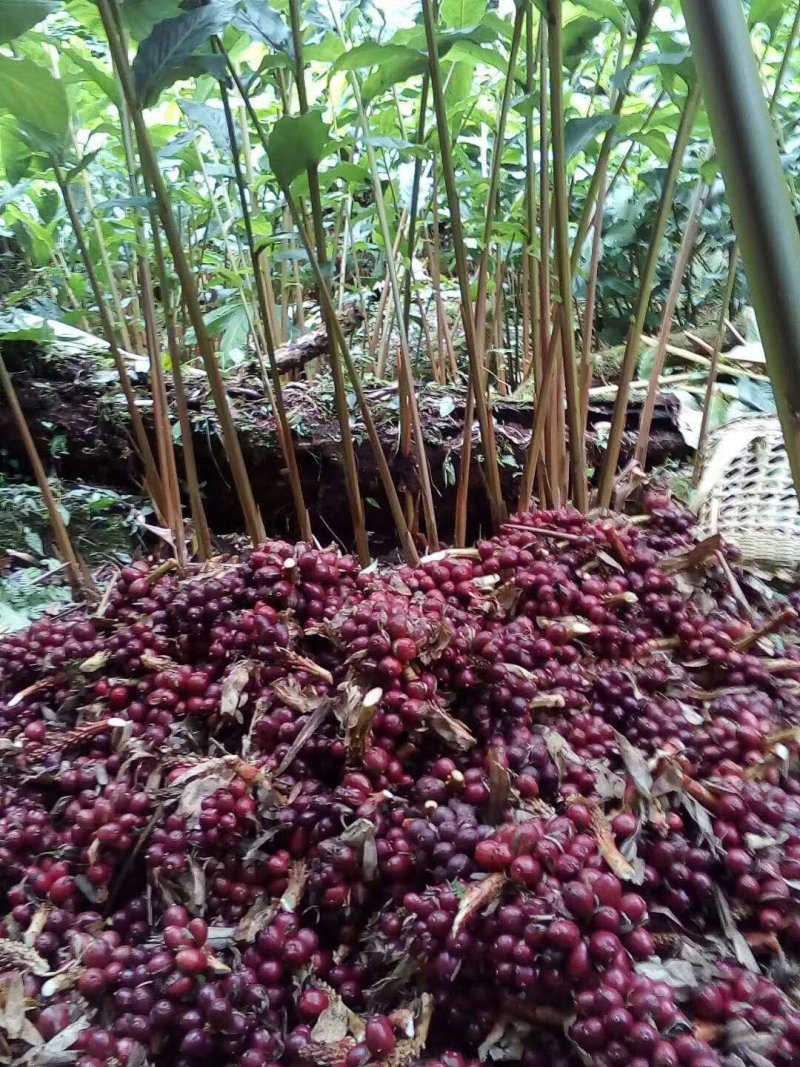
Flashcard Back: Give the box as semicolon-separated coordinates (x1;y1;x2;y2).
340;819;379;882
0;940;48;976
345;688;383;764
427;704;476;752
713;886;759;972
0;974;28;1041
417;620;454;666
613;732;653;797
452;874;505;937
78;649;110;673
234;896;278;943
590;809;645;885
220;661;253;722
386;993;433;1067
487;749;510;825
280;861;309;912
310;995;350;1044
140;651;179;672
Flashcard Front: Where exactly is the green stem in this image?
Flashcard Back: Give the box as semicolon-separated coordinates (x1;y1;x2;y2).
51;159;166;520
99;0;265;545
286;0;369;564
421;0;507;529
548;0;587;512
215;43;312;545
596;82;700;507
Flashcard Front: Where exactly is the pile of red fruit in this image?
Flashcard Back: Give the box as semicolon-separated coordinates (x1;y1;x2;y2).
1;491;800;1066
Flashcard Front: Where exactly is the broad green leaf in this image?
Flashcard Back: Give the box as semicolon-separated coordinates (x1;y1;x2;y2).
320;160;369;188
181;100;235;153
268;111;332;188
132;4;230;106
0;0;60;44
633;128;672;161
441;0;487;29
447;40;511;78
231;0;294;57
572;0;625;32
362;53;426;103
121;0;182;40
62;49;120;105
0;55;68;140
701;157;721;184
565;114;618;159
445;60;476;140
511;91;538;119
749;0;783;31
563;17;602;68
37;187;60;224
332;42;421;74
168;54;228;90
0;125;31;184
64;148;103;183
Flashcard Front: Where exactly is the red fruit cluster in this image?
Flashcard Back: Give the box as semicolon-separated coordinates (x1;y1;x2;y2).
0;499;798;1066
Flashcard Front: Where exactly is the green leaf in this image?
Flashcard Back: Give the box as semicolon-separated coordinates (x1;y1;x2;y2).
0;0;60;44
362;52;426;103
0;55;68;140
0;126;31;184
181;100;235;153
121;0;182;40
231;0;294;58
633;128;672;161
132;4;230;106
564;113;618;159
64;148;103;184
168;53;228;90
62;49;120;105
332;42;421;74
563;16;602;68
749;0;783;31
441;0;487;30
37;187;60;224
572;0;625;32
268;111;332;188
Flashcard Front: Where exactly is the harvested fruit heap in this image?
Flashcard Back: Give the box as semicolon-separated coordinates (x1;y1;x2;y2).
2;493;800;1067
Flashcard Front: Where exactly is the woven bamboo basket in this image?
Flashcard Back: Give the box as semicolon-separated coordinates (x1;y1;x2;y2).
692;415;800;570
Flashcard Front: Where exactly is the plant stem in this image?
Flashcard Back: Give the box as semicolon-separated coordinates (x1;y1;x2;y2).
283;186;419;565
539;19;556;504
548;0;587;512
635;176;708;468
285;0;369;563
99;0;265;545
139;248;187;568
570;7;659;272
149;219;213;560
692;245;739;485
596;82;700;507
403;74;430;338
0;349;95;597
215;46;312;544
421;0;506;530
452;4;523;544
524;8;541;390
51;159;166;519
579;164;607;428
